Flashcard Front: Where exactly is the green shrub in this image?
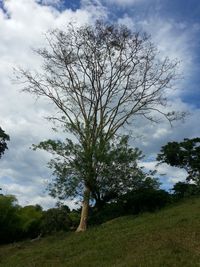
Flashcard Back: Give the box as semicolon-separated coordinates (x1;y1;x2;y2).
68;210;80;229
89;188;171;225
89;202;122;225
18;205;43;239
172;182;200;199
121;188;171;214
0;195;21;243
41;206;72;234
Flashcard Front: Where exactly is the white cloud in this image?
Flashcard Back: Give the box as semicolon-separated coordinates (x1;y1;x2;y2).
38;0;62;5
118;15;198;81
104;0;147;6
141;161;187;187
81;0;108;19
2;182;78;210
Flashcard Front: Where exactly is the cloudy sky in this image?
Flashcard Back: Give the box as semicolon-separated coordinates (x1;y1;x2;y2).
0;0;200;209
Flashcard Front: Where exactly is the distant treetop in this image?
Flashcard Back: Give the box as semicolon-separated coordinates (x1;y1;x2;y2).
0;127;10;159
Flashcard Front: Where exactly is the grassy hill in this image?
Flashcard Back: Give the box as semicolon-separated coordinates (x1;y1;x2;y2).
1;198;200;267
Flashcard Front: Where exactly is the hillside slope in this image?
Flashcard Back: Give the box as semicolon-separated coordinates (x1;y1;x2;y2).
1;198;200;267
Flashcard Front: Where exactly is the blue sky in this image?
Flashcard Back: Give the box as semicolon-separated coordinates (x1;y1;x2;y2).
0;0;200;208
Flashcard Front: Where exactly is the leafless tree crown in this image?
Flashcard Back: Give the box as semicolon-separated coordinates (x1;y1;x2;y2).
19;21;180;144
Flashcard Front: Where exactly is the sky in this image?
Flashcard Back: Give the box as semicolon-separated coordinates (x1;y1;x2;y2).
0;0;200;209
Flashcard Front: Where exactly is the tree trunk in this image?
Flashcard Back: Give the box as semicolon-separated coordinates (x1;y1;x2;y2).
76;186;90;232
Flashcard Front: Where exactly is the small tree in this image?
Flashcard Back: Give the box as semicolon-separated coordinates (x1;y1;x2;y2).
19;21;183;231
0;194;21;244
34;135;153;212
0;127;10;158
157;138;200;185
172;181;200;199
41;206;71;235
18;205;43;238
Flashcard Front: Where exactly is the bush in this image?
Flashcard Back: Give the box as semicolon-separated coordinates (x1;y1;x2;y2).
172;182;200;199
68;210;80;229
121;188;171;214
89;188;171;225
89;202;123;225
0;195;21;244
18;205;43;239
41;206;71;235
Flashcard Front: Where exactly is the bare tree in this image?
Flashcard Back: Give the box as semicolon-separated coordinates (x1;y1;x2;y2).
18;21;183;231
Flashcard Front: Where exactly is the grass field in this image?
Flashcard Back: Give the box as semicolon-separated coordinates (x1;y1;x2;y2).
1;198;200;267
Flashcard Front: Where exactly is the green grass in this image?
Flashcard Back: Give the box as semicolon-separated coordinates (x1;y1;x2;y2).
1;198;200;267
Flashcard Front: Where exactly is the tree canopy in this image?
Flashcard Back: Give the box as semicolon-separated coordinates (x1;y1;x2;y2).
34;135;158;210
0;127;10;158
157;137;200;185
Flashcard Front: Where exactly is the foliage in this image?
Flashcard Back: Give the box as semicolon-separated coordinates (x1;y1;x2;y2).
68;210;81;229
157;137;200;184
0;195;21;244
18;205;43;239
0;127;9;159
120;188;171;214
34;135;148;208
89;184;170;225
172;181;200;199
41;206;72;235
0;194;71;244
89;202;122;225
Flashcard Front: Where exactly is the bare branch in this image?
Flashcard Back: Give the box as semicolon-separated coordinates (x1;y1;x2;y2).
17;21;183;149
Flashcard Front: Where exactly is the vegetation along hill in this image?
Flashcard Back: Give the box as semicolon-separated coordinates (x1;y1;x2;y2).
1;197;200;267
